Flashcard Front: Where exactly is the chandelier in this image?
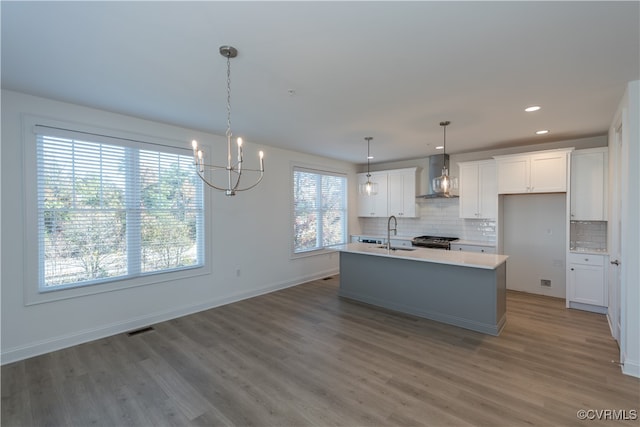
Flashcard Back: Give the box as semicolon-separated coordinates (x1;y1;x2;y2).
359;137;378;196
432;121;451;196
191;46;264;196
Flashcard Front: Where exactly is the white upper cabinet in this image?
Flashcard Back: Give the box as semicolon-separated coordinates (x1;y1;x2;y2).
458;160;497;219
495;149;572;194
357;171;388;217
387;168;417;217
357;168;416;218
495;155;530;194
570;148;608;221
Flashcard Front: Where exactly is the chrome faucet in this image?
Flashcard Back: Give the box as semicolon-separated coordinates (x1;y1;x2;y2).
387;215;397;250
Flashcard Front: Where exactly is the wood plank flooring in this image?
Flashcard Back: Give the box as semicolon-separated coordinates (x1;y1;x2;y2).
2;275;639;426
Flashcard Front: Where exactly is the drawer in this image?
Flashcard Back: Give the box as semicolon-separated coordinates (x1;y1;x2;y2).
567;253;605;266
450;243;496;254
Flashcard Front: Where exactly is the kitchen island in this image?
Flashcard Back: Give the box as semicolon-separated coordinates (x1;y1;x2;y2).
332;242;509;335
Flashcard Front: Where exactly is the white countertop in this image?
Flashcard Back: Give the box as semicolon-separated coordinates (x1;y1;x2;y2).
352;234;414;241
331;242;508;270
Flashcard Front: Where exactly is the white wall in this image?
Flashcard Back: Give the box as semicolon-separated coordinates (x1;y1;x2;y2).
1;90;359;364
502;194;567;298
619;81;639;377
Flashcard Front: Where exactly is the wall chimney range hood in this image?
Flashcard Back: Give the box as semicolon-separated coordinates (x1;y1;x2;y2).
416;154;459;199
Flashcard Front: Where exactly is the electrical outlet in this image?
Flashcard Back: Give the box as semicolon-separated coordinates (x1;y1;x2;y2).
541;279;551;287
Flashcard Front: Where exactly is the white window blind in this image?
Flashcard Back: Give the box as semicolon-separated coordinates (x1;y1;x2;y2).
293;167;347;253
36;127;204;291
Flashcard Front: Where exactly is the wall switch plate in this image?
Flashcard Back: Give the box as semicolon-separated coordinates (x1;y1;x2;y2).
541;279;551;287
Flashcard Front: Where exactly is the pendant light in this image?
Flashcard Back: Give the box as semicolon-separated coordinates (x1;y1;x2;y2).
432;121;451;196
191;46;264;196
359;137;378;196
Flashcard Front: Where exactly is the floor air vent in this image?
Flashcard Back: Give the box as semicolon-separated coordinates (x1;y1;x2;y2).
127;326;155;337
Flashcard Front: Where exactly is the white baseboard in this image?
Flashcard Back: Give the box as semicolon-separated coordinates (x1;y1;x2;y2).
1;268;338;365
622;358;640;378
568;301;608;314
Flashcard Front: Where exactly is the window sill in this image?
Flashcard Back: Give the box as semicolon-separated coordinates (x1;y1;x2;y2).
25;264;210;306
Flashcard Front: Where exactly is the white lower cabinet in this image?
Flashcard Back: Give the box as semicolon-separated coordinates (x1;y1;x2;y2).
567;253;607;312
450;243;496;254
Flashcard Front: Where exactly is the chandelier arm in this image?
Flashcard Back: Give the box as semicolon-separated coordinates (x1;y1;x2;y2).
232;171;265;192
197;163;231;170
231;167;242;192
195;169;231;191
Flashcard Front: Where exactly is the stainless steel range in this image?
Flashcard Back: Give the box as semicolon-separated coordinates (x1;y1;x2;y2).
411;235;459;250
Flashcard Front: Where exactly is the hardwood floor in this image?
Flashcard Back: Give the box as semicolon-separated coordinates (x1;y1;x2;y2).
2;276;639;426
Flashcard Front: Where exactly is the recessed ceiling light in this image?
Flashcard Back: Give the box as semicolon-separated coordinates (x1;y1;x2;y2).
525;105;541;112
535;130;549;135
435;145;444;150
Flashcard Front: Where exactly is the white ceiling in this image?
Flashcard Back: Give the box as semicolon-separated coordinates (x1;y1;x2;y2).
2;1;638;164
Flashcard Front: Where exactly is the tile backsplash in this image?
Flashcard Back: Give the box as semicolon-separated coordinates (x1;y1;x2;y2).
570;220;607;252
359;198;496;243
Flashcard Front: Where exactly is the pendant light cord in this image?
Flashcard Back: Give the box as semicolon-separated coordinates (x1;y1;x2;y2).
440;121;450;171
367;139;371;176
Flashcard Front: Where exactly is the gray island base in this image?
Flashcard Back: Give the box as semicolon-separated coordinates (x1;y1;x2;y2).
338;248;507;336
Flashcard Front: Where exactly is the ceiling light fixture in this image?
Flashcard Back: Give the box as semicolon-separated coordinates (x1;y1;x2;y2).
432;121;452;196
525;105;541;112
359;137;378;196
191;46;264;196
535;129;550;135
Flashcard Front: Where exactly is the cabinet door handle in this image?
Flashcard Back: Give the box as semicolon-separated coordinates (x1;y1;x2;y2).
570;268;574;271
611;259;620;266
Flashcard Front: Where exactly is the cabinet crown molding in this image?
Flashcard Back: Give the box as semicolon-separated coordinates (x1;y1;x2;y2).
493;147;575;160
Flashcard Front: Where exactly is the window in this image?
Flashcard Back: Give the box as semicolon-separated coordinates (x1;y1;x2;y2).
35;125;204;292
293;166;347;254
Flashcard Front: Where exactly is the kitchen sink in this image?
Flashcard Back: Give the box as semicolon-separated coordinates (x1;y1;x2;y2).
376;245;416;251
